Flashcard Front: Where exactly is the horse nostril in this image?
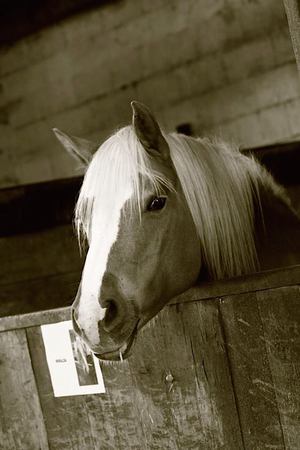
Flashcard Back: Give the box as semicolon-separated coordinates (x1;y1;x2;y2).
104;299;118;326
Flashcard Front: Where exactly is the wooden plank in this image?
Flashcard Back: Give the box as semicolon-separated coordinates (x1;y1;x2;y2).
85;360;148;449
1;264;299;332
0;306;70;332
0;278;298;448
283;0;300;73
0;270;80;318
220;291;287;449
171;264;300;305
128;301;244;449
0;177;82;236
24;301;244;449
0;329;49;450
0;224;82;317
257;285;300;448
26;326;96;450
28;325;148;449
0;225;82;286
129;311;188;450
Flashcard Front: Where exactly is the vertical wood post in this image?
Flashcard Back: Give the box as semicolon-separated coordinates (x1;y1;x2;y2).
283;0;300;72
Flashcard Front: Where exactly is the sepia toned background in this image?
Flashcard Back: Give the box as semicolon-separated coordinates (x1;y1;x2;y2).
1;0;300;187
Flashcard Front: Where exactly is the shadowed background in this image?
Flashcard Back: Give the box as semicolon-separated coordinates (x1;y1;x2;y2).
1;0;300;186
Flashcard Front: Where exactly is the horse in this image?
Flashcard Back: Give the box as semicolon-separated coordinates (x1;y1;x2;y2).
54;101;300;362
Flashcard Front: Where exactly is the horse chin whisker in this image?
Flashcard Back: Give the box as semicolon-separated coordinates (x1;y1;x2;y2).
93;319;139;362
74;335;92;373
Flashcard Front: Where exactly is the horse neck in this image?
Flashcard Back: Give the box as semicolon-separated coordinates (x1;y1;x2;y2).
255;183;300;270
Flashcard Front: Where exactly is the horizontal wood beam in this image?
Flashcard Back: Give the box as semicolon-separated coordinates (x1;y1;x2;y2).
171;264;300;304
1;264;299;332
0;176;82;236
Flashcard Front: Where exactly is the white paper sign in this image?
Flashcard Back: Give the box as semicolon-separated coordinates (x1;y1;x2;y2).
41;320;105;397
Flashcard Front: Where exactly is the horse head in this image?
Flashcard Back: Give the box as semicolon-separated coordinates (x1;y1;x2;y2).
54;102;201;360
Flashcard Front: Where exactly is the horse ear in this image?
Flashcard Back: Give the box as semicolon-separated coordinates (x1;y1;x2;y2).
131;101;169;160
53;128;98;165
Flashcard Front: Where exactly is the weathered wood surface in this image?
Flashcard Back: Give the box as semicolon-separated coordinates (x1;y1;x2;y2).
0;266;299;449
256;286;300;449
172;264;300;304
220;286;300;449
24;302;244;450
0;329;49;450
0;270;80;317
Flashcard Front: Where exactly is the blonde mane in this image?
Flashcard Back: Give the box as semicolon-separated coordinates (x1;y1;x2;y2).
75;125;275;280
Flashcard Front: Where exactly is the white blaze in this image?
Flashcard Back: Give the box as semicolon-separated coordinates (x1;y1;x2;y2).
78;187;132;345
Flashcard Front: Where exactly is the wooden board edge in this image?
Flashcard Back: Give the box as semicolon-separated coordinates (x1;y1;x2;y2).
0;306;71;333
1;265;299;332
170;264;300;305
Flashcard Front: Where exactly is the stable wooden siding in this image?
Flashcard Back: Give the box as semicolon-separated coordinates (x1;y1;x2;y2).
0;265;299;450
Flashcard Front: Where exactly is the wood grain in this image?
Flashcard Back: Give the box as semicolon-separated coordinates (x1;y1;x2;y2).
94;301;243;450
171;264;300;305
220;292;285;449
0;270;80;317
220;285;300;448
90;360;146;449
26;326;97;450
0;271;299;448
0;329;49;450
257;285;300;449
0;306;71;332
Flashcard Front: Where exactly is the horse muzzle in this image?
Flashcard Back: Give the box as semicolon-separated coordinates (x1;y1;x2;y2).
93;321;139;361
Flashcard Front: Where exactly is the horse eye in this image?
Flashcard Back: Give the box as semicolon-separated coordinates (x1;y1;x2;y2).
147;196;167;212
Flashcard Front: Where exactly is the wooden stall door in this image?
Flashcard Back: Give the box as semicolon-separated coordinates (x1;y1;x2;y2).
0;266;299;449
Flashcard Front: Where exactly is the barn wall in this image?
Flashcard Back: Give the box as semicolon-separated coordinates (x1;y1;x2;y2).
1;0;300;187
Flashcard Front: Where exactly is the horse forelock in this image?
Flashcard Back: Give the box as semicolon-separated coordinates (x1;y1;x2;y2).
75;125;174;247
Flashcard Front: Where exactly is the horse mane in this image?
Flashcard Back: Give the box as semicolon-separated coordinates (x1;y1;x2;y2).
75;125;285;280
